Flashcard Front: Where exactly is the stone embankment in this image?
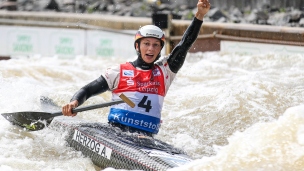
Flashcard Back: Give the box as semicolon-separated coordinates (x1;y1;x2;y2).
0;0;304;27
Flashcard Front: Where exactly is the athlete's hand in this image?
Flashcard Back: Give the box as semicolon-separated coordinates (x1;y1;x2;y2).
62;100;79;116
196;0;211;21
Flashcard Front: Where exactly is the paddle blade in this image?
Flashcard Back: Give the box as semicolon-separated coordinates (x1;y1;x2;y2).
1;112;54;131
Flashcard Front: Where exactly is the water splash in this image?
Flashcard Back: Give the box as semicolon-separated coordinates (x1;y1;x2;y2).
0;51;304;170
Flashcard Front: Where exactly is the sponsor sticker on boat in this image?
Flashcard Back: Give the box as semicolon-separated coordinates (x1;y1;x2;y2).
73;129;112;160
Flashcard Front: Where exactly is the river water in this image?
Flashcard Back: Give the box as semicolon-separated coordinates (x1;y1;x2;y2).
0;51;304;171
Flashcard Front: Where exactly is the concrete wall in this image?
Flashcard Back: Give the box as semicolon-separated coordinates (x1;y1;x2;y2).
180;0;304;10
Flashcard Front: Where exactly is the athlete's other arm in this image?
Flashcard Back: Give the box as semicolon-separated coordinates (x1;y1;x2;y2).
167;0;210;73
62;75;109;116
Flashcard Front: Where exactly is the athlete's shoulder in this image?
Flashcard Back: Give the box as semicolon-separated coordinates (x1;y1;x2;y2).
108;64;120;71
103;64;120;80
154;56;176;77
155;56;169;66
102;64;121;90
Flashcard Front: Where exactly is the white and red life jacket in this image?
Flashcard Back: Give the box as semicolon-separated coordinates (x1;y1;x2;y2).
108;62;166;133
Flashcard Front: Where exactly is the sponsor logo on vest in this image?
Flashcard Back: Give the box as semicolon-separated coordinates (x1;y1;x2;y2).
73;129;112;160
137;81;160;87
127;79;134;86
137;81;160;93
153;68;161;76
122;70;134;77
112;113;160;131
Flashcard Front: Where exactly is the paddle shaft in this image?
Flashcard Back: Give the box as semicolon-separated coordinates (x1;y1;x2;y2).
51;100;124;117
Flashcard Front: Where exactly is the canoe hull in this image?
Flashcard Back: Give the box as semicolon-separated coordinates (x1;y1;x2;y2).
49;117;192;170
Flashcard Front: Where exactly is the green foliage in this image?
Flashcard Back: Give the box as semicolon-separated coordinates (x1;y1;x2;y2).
279;8;286;13
185;11;194;20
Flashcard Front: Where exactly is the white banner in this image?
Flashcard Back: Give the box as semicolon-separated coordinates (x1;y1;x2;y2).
86;30;136;58
0;26;10;56
46;28;85;58
0;26;86;58
0;25;168;58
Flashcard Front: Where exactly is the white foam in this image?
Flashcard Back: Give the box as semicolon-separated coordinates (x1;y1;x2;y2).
1;51;304;170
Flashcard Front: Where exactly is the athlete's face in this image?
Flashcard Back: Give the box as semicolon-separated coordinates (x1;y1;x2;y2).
136;38;162;64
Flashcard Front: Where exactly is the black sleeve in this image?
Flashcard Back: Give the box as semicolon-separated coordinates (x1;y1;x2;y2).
70;75;109;106
167;17;203;73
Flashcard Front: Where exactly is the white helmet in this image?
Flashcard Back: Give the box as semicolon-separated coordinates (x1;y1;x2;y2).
134;25;165;49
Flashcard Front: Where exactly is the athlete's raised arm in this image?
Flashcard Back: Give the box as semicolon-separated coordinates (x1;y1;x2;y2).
167;0;210;73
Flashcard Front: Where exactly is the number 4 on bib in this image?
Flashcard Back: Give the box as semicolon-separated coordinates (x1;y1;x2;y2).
138;96;152;112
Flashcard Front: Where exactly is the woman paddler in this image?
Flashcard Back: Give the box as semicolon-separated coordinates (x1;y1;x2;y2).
62;0;210;136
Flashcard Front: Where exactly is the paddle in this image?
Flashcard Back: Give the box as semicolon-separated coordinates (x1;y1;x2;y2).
2;94;135;131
